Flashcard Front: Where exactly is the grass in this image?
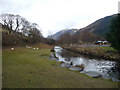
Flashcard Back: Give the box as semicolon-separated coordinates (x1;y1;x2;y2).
75;46;116;53
2;46;119;88
66;45;120;60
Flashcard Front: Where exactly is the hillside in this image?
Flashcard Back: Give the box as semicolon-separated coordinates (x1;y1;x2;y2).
49;14;116;40
48;29;78;40
76;14;117;37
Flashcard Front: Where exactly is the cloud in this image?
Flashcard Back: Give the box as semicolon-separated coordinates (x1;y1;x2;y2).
0;0;119;37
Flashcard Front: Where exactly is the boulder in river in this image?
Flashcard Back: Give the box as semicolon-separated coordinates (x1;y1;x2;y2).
80;71;87;74
85;71;102;78
75;64;84;70
61;63;70;68
49;53;58;60
102;75;111;80
50;53;56;58
69;66;83;71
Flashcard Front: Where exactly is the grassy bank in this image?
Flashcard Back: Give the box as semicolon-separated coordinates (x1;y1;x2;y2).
63;45;120;61
2;45;119;88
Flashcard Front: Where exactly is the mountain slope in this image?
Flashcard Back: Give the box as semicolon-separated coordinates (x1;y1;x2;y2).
48;14;117;40
48;29;78;40
76;14;117;37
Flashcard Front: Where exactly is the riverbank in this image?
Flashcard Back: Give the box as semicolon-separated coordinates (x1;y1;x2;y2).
2;46;119;88
62;45;120;61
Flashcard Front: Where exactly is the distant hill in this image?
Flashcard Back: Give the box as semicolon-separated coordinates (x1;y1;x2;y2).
76;14;117;37
48;29;79;40
49;14;116;40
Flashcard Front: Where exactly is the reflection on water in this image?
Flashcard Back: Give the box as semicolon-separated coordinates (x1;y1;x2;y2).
54;46;120;82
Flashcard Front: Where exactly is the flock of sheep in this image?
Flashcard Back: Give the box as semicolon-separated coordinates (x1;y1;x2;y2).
25;46;39;50
11;46;39;51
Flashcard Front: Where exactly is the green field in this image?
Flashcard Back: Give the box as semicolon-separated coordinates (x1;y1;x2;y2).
2;47;119;88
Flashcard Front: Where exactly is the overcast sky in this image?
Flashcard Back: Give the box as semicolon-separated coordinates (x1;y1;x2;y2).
0;0;119;37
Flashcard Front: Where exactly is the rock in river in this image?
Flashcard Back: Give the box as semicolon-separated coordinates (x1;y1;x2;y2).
85;71;102;78
50;53;56;58
80;71;87;74
49;53;58;60
61;63;70;68
69;66;83;71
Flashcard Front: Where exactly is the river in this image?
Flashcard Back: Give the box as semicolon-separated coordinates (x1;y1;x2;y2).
50;46;120;82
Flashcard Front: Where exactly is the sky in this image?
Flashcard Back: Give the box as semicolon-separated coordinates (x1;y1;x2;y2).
0;0;119;37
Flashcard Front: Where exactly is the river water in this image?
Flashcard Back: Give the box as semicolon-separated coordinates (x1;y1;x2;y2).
50;46;120;82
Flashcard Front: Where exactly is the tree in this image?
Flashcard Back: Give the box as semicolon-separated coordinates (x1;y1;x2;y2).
14;15;25;32
0;14;15;32
1;13;44;45
21;20;31;35
28;23;43;43
57;33;72;45
78;31;102;43
106;14;120;51
45;38;56;45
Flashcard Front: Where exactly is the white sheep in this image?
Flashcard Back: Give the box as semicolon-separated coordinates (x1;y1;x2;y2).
26;46;29;48
28;47;30;48
11;48;14;51
36;48;39;50
26;46;32;49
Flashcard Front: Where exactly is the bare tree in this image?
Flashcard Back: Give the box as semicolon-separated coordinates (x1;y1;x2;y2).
1;13;44;44
14;15;25;32
57;33;72;45
0;14;30;34
27;23;42;43
74;31;103;43
0;14;15;32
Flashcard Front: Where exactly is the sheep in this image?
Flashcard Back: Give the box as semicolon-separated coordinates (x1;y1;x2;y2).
33;47;39;50
26;46;32;49
11;48;14;51
36;48;39;50
33;48;36;50
26;46;28;48
26;46;39;50
28;47;31;49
